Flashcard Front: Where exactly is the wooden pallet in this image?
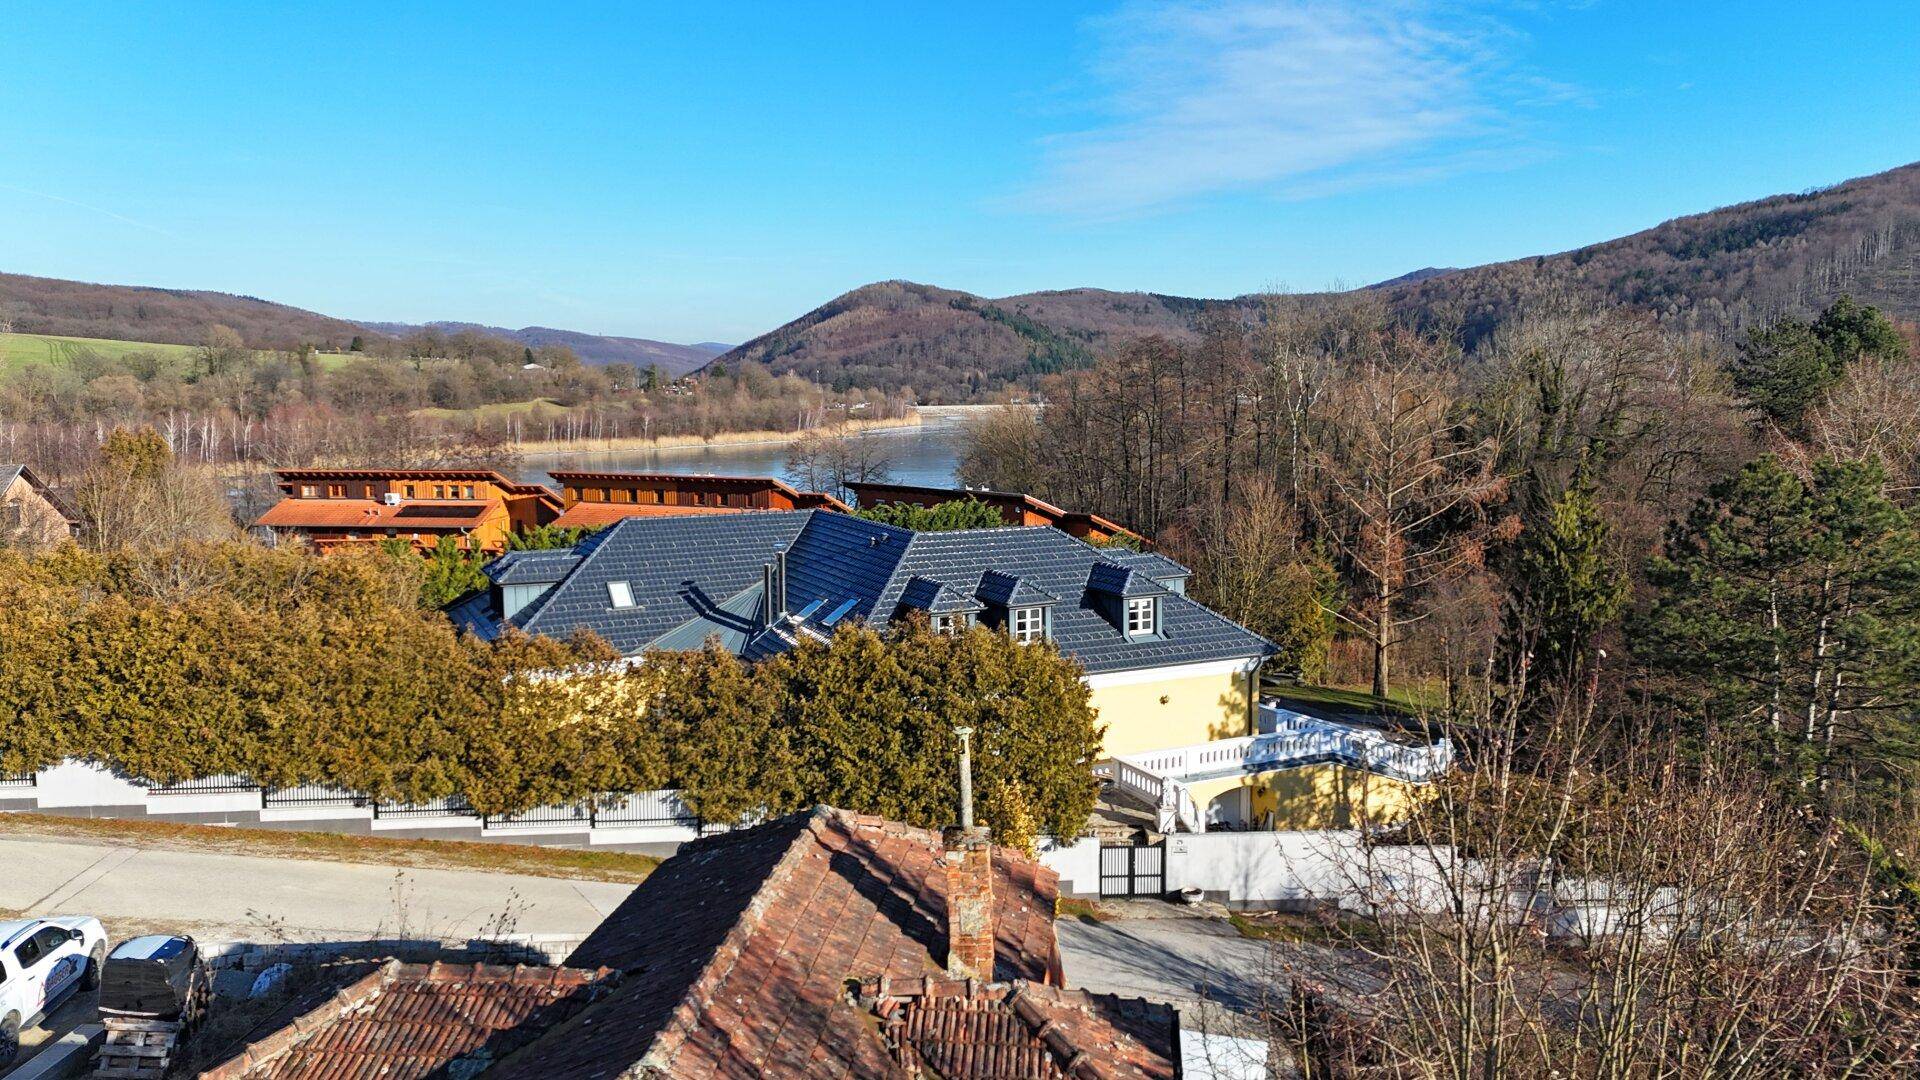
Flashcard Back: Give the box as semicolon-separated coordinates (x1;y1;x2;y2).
94;1018;181;1079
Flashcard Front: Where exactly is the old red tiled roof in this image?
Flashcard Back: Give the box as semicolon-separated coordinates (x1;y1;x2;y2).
488;807;1070;1079
197;960;614;1080
254;499;507;531
864;976;1180;1080
548;501;751;529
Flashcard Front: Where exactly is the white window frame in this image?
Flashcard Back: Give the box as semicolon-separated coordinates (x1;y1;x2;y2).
930;612;971;635
1009;606;1044;644
1125;596;1157;637
606;581;636;609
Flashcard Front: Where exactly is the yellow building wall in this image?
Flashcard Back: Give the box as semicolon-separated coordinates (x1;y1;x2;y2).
1183;764;1424;830
1089;667;1254;760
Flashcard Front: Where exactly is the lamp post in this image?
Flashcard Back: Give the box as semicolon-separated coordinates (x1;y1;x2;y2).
954;726;975;830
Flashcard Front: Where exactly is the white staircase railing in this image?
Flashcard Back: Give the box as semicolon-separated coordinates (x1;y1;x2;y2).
1091;758;1201;834
1096;703;1454;832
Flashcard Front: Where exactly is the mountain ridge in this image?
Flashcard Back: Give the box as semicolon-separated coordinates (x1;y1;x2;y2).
356;320;725;375
704;159;1920;398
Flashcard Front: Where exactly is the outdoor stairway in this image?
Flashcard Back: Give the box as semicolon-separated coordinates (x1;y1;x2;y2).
1093;703;1455;833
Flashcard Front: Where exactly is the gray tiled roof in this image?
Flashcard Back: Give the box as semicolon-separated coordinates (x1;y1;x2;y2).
457;512;1274;675
976;570;1058;608
1086;562;1166;598
485;549;584;585
505;512;810;655
898;576;983;615
0;466;23;492
1102;549;1191;584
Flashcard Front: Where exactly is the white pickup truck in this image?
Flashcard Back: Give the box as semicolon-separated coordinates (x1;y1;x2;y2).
0;916;108;1066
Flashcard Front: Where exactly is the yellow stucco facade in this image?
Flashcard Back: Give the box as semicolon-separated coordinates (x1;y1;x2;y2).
1183;763;1425;830
1085;661;1259;760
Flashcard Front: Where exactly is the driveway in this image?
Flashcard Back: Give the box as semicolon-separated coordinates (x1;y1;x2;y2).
1059;906;1381;1079
0;835;636;943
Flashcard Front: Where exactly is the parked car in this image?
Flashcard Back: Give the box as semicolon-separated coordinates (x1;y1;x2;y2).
0;915;108;1066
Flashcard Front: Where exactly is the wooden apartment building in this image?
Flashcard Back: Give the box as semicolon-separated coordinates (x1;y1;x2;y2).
253;468;563;553
848;481;1145;545
547;471;847;529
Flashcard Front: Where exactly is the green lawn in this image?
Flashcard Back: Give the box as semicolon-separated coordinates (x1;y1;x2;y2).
0;331;199;376
1262;678;1447;718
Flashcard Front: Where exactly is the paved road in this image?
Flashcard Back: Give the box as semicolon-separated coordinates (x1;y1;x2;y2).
1059;912;1286;1015
0;836;636;943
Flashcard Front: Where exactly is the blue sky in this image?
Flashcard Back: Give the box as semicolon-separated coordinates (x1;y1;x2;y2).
4;2;1916;344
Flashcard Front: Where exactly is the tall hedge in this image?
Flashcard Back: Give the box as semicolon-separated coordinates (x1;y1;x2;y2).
0;543;1104;836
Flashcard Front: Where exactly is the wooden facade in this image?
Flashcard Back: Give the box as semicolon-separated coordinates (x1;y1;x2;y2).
547;471;847;529
254;468;562;554
847;481;1145;545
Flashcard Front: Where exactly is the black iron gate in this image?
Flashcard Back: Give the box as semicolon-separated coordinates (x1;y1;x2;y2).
1099;842;1165;898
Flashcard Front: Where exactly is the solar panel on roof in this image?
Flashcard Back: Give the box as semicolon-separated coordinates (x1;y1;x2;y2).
395;503;486;519
820;598;857;626
794;599;825;620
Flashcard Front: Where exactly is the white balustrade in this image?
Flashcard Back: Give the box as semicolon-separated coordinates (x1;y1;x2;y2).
1096;703;1455;831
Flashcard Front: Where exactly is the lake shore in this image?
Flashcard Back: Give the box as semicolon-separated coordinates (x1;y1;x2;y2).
513;411;924;457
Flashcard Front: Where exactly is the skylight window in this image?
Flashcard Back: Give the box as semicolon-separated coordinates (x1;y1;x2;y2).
607;581;636;609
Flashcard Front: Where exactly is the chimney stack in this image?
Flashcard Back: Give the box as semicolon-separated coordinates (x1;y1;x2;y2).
943;727;994;980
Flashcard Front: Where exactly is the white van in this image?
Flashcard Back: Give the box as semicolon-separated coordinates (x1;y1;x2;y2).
0;916;108;1066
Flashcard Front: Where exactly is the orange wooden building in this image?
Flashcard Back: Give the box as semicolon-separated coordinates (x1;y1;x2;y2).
847;481;1145;545
546;471;847;529
254;468;563;553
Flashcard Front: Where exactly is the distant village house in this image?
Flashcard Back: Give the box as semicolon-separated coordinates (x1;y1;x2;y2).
0;465;77;548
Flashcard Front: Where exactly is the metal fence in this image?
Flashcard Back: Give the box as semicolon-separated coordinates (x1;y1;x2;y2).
372;794;477;820
0;773;36;789
264;784;369;808
592;790;699;828
147;774;260;796
483;803;594;829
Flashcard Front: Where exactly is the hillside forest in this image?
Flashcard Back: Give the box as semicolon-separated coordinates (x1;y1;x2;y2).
960;290;1920;815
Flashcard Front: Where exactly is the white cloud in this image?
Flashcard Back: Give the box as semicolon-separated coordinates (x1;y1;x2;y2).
1018;1;1553;217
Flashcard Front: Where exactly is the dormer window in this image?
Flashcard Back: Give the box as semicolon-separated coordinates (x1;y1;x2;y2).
930;612;971;635
607;581;636;609
1126;596;1158;637
1009;606;1045;644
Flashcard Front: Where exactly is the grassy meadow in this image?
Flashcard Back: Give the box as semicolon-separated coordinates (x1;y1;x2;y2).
0;331;199;376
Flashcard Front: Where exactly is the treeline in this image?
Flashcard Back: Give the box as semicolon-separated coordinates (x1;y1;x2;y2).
966;292;1920;821
0;542;1098;839
0;327;911;481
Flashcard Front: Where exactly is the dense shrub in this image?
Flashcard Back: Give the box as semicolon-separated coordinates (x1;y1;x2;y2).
0;543;1103;835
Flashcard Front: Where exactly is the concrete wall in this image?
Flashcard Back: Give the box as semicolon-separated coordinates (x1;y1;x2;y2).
1042;830;1476;913
4;760;703;855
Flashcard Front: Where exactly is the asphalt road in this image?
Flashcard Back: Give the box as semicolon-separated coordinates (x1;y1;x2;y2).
0;836;636;943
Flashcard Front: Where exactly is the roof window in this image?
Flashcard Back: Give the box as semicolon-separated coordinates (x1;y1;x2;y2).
607;581;636;609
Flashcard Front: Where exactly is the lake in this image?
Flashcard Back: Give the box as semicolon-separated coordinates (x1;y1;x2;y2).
517;413;967;491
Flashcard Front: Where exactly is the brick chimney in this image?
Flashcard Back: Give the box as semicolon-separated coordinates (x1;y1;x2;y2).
943;726;994;980
943;825;994;980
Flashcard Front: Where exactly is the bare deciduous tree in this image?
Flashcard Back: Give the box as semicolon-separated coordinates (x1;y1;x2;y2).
1306;331;1507;698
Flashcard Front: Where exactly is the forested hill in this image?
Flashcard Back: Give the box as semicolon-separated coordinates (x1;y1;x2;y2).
1377;160;1920;344
0;271;370;349
709;280;1262;399
708;160;1920;398
357;321;725;375
0;274;725;371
